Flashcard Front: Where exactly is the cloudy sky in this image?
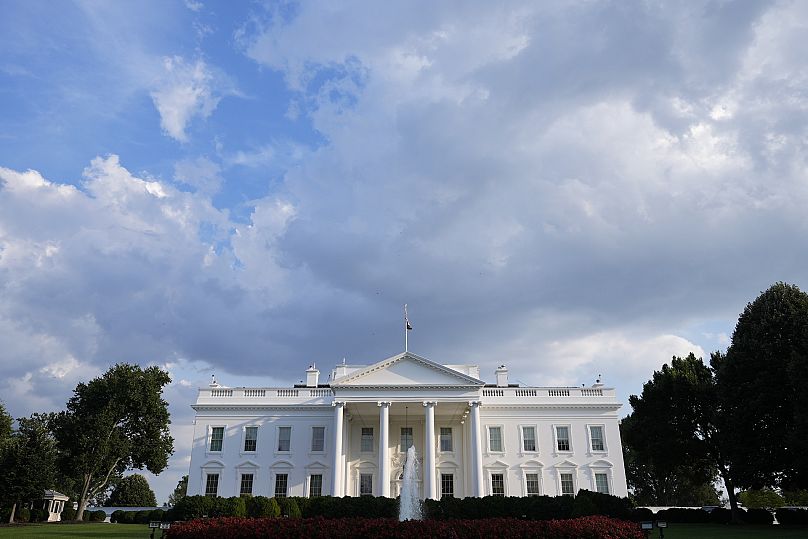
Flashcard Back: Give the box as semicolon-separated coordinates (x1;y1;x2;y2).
2;0;807;503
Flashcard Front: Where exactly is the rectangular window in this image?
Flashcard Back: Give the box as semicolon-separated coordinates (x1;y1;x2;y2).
441;473;454;498
361;428;374;452
240;473;254;496
526;473;540;496
360;473;373;496
522;426;537;452
278;427;291;452
491;473;505;496
311;426;325;452
205;473;219;497
400;427;413;451
590;426;605;452
209;426;224;452
309;474;323;497
274;473;288;498
440;428;453;452
244;426;258;452
595;473;610;494
489;426;503;452
560;472;574;495
556;426;570;452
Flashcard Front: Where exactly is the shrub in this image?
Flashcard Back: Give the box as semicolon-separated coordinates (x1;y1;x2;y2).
16;507;31;523
91;509;108;521
60;503;77;521
29;507;49;522
776;507;808;525
277;497;301;518
149;508;165;522
111;509;125;523
708;507;737;524
248;496;281;518
743;508;773;525
167;515;646;539
656;508;710;523
629;507;653;522
172;495;216;520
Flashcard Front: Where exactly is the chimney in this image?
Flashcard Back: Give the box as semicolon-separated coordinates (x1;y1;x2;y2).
495;365;509;387
306;365;320;387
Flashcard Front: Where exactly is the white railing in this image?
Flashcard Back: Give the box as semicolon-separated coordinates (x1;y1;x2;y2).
479;387;614;399
199;387;333;402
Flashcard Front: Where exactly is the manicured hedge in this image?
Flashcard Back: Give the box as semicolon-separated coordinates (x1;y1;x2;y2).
166;515;645;539
654;508;710;523
776;508;808;525
743;508;773;525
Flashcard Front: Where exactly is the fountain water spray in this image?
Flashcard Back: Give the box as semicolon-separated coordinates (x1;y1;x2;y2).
398;445;422;520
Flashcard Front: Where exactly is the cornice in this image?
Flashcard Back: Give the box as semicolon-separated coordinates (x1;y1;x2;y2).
334;384;480;391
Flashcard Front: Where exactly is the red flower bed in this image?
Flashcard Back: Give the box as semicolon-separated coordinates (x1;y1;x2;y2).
167;515;644;539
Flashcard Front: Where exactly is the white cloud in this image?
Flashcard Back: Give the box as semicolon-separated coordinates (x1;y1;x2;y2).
150;56;228;142
174;156;222;194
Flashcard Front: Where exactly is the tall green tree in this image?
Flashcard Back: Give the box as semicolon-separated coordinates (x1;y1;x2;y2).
625;354;737;515
52;364;174;520
715;282;808;491
168;475;188;506
0;402;11;444
107;474;157;507
0;414;58;522
621;412;719;506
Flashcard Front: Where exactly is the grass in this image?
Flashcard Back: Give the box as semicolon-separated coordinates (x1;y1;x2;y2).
650;523;808;539
0;522;152;538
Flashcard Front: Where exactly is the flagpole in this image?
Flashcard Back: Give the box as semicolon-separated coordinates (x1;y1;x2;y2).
404;304;409;352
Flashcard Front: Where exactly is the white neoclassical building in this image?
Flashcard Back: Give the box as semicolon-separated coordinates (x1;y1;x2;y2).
187;351;628;500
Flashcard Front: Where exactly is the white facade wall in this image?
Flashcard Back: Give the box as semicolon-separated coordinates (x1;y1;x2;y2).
187;353;627;500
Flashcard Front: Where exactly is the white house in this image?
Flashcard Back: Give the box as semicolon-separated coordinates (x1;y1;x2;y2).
187;351;628;500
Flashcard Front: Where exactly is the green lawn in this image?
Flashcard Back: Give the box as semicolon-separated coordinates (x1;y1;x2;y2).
651;523;808;539
0;523;152;538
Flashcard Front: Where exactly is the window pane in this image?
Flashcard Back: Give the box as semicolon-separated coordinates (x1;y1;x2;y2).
210;427;224;452
560;473;574;495
491;473;505;496
244;426;258;452
489;427;502;452
590;426;605;451
400;427;413;450
440;427;453;452
361;428;374;452
556;426;570;451
205;473;219;497
278;427;291;452
274;473;288;498
240;473;254;495
311;426;325;452
595;473;610;494
526;473;540;496
523;426;536;452
441;473;454;498
360;473;373;496
310;474;323;497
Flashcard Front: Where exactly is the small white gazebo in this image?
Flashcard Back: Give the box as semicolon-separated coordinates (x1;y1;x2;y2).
40;490;69;522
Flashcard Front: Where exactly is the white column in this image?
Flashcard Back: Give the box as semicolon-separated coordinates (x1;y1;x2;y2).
331;401;345;496
423;401;437;500
378;401;391;497
469;401;484;497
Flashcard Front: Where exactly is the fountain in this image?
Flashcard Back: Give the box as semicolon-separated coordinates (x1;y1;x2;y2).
398;445;422;520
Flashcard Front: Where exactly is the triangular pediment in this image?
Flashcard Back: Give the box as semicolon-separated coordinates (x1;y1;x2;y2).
331;352;484;388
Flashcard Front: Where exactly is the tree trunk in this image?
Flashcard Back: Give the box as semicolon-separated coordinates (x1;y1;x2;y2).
720;471;741;523
7;502;15;523
76;474;93;522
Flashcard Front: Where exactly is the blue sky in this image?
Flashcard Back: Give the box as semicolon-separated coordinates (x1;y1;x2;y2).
2;0;808;503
